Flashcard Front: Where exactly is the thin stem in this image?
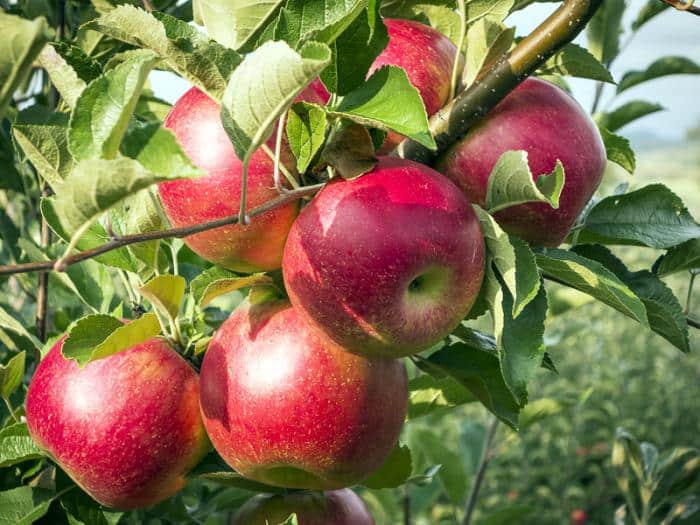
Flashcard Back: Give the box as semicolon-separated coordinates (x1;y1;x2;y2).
462;416;499;525
53;220;97;272
273;112;294;193
3;397;19;424
590;81;605;114
239;160;250;225
262;143;297;189
396;0;604;164
450;0;467;101
685;271;696;315
403;486;411;525
0;184;324;277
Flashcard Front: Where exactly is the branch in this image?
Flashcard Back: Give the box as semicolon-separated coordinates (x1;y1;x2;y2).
661;0;700;16
462;417;499;525
396;0;604;164
0;185;323;277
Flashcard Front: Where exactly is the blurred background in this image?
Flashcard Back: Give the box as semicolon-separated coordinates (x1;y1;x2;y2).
149;2;700;523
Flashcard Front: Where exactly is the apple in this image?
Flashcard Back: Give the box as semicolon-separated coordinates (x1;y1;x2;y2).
158;84;325;272
282;157;485;358
570;509;588;525
25;337;209;510
312;19;458;152
435;77;607;246
373;18;459;151
231;489;374;525
199;299;408;490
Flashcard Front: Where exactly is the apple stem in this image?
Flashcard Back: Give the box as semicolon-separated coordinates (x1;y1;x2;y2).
239;161;251;226
395;0;604;165
449;0;467;102
660;0;700;15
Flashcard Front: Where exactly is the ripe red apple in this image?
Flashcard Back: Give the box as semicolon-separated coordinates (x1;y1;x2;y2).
436;77;607;246
231;489;374;525
283;157;485;358
373;18;459;151
199;299;408;490
159;85;325;272
570;509;588;525
25;337;209;510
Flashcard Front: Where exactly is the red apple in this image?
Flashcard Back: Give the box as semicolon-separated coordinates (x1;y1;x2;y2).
435;77;607;246
159;85;325;272
25;337;209;510
571;509;588;525
312;19;459;152
231;489;374;525
283;157;485;358
199;299;408;490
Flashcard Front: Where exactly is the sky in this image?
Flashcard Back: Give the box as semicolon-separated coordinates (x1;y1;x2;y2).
151;0;700;142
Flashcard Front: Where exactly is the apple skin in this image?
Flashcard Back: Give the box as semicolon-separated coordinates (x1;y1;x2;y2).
158;85;325;272
199;299;408;490
435;77;607;247
570;509;588;525
282;157;485;358
231;489;374;525
25;337;209;510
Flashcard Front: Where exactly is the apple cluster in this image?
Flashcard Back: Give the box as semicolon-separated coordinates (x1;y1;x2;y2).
23;18;605;523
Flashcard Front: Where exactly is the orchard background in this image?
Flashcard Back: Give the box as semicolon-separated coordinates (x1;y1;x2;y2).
0;0;699;524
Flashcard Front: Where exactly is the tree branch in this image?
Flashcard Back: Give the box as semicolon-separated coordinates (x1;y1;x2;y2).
396;0;604;164
0;185;323;277
462;417;499;525
660;0;700;16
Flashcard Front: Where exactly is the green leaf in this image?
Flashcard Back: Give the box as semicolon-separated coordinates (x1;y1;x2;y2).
489;279;548;406
654;239;700;276
196;471;287;493
485;150;565;213
40;199;138;272
86;6;242;100
286;102;327;174
576;184;700;249
140;275;186;320
0;486;66;525
331;66;436;149
37;44;90;109
278;515;299;525
536;248;648;327
61;313;161;366
464;20;515;88
586;0;625;66
0;307;42;353
408;374;475;419
518;398;568;430
361;442;412;489
480;506;535;525
69;50;159;161
274;0;367;48
423;335;520;429
632;1;669;31
539;43;614;83
465;0;515;24
0;13;52;119
48;157;186;239
598;126;636;174
410;427;466;504
220;40;331;162
320;121;377;179
121;121;203;179
194;0;285;50
61;490;123;525
473;206;540;317
320;1;389;95
13;123;73;188
596;100;664;132
0;352;25;400
0;423;45;468
573;244;690;353
413;4;462;46
190;267;273;308
617;56;700;94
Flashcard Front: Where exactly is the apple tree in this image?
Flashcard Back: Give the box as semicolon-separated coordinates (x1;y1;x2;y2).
0;0;698;523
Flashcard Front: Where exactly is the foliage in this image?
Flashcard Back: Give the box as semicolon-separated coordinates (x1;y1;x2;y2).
0;0;697;524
